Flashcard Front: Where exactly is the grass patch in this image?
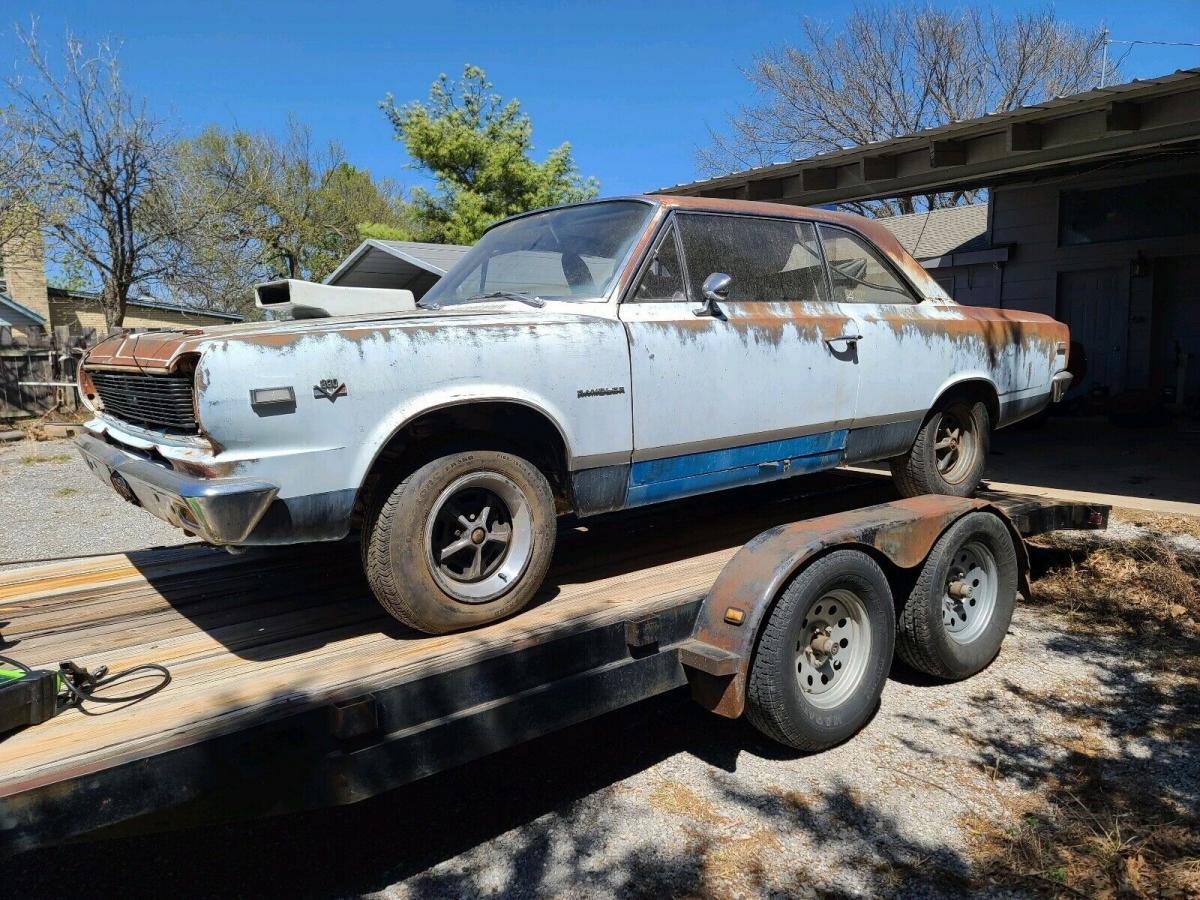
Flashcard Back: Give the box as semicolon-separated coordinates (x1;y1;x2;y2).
963;536;1200;895
1111;507;1200;541
965;764;1200;898
1028;534;1199;638
53;487;79;497
20;453;72;464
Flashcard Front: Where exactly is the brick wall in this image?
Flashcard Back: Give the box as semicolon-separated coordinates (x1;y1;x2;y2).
0;229;50;323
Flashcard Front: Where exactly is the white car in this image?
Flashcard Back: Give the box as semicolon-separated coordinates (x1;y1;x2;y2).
76;197;1072;633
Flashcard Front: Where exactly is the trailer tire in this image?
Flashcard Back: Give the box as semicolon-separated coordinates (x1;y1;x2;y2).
745;550;896;751
896;512;1018;680
891;398;989;498
364;450;556;634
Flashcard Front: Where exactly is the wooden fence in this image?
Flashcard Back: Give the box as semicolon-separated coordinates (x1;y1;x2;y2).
0;326;96;421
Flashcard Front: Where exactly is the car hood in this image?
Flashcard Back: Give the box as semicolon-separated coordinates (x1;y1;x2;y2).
82;302;605;372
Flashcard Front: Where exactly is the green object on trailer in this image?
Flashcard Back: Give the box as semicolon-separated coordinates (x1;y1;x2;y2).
0;661;62;734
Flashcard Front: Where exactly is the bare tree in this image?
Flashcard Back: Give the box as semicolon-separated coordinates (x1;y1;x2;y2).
698;4;1113;215
2;26;209;327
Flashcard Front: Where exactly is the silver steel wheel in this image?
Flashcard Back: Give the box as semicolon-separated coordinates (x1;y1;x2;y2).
794;587;872;710
942;540;998;644
932;406;979;485
424;471;534;603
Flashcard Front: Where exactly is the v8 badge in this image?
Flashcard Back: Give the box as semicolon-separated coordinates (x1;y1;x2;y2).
313;378;348;403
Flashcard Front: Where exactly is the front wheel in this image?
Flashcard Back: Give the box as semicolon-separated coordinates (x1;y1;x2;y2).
891;398;989;498
745;550;896;751
363;450;557;634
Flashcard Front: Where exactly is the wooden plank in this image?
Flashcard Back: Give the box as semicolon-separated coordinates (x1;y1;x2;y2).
0;474;892;795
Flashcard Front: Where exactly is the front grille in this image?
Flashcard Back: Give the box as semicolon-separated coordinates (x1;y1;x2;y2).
91;371;198;433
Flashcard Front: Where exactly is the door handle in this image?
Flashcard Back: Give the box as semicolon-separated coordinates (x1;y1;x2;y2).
825;334;863;347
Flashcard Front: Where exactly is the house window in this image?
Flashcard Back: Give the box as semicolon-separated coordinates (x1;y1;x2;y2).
1059;174;1200;246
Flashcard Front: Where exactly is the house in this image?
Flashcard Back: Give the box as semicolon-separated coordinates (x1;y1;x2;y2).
659;68;1200;406
0;229;242;342
324;239;471;297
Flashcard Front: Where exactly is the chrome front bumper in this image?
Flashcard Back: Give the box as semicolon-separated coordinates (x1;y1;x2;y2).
76;433;279;545
1050;371;1074;402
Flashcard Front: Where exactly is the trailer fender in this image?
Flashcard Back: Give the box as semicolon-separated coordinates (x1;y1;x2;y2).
679;495;1028;718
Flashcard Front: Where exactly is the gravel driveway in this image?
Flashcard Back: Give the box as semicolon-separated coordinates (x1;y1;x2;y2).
4;442;1197;897
0;438;194;568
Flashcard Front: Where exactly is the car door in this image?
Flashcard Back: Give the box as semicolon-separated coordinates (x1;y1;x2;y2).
618;212;861;506
816;223;956;462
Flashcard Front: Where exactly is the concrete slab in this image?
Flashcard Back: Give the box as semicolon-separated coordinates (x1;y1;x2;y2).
852;415;1200;518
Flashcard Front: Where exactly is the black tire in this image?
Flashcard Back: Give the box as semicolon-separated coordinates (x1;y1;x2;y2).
364;450;556;634
896;512;1018;680
891;398;990;498
745;550;896;751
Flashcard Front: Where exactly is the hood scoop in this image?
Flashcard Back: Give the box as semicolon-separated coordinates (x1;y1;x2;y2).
255;279;417;319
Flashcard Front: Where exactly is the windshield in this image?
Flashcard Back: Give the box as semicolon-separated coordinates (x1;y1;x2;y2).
422;200;654;306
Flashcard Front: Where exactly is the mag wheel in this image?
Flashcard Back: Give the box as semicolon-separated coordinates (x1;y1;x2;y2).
364;450;556;634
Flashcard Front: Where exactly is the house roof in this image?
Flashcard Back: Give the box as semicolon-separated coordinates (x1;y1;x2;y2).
324;239;472;290
48;287;244;322
0;292;48;326
658;68;1200;205
876;204;989;259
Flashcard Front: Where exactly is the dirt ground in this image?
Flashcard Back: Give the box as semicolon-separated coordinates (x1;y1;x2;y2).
3;442;1198;898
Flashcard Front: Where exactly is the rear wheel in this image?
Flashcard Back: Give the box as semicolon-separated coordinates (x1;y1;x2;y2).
891;398;989;498
745;550;896;751
896;511;1018;680
364;450;556;634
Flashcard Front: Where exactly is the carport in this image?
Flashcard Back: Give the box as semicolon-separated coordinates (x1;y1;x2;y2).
659;68;1200;414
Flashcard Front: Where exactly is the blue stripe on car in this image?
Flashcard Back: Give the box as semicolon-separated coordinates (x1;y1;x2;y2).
626;430;848;506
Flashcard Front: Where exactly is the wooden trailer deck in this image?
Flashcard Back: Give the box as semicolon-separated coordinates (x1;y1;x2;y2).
0;474;899;830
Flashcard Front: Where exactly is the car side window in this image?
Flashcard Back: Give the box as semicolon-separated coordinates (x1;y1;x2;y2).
818;225;918;304
675;214;829;303
632;223;687;301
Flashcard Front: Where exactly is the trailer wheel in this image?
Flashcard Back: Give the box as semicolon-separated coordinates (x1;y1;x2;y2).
745;550;896;751
891;398;989;498
896;511;1018;680
364;450;556;634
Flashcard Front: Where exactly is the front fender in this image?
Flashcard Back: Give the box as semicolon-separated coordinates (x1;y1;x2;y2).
679;495;1023;718
348;384;582;490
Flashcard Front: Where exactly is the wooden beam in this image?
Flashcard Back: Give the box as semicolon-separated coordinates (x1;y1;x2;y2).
1105;102;1141;132
929;140;967;168
801;168;837;191
1007;122;1042;152
747;178;785;201
859;156;897;181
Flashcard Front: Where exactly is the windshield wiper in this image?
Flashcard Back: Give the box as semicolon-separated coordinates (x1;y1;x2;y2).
460;290;546;308
416;297;441;310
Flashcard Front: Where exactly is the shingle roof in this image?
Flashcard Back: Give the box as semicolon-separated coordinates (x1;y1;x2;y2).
876;204;989;259
323;239;473;289
375;240;472;274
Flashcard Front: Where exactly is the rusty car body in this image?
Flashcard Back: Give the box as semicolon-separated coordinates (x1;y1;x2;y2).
74;195;1071;629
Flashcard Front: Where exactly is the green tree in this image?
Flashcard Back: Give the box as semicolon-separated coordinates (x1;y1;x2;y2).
175;119;415;311
382;65;598;244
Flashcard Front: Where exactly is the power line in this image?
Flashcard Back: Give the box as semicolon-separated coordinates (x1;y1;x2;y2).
1100;29;1200;88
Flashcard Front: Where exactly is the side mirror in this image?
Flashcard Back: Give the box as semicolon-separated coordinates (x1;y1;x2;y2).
694;272;732;318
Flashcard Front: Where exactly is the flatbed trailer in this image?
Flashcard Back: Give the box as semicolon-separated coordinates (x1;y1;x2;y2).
0;474;1107;856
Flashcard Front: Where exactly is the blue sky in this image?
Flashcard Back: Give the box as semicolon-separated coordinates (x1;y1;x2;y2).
3;0;1199;197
